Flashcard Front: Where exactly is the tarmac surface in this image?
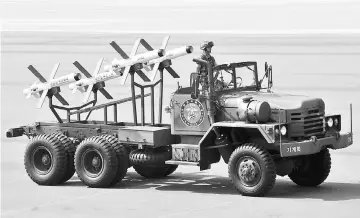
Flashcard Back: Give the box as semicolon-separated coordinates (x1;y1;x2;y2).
1;30;360;218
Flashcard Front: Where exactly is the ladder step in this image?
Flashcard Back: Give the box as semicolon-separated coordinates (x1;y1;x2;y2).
171;144;199;149
165;160;199;166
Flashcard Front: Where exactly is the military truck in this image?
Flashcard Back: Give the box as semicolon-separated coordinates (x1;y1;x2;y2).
6;37;353;197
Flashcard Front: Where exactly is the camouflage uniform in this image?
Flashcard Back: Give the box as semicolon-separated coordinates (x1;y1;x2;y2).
196;41;217;94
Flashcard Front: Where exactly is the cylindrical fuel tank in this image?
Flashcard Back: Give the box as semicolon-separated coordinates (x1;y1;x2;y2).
236;98;271;123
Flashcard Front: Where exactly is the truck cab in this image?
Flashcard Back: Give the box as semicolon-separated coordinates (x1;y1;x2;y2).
170;61;266;135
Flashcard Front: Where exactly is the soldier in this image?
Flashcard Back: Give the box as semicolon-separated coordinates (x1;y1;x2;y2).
196;41;218;93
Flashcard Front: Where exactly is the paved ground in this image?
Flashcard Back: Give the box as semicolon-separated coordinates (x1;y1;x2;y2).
1;31;360;218
1;140;360;218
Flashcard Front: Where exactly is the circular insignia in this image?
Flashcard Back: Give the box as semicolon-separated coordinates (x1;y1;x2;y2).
180;99;205;127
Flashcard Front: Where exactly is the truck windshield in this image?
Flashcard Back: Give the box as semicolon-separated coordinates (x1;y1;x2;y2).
235;66;257;88
213;62;258;91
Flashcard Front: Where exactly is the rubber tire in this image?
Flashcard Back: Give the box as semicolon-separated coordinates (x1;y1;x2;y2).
50;132;76;184
24;134;67;186
75;136;118;188
288;148;331;187
99;135;128;186
228;143;276;197
133;164;178;178
129;147;172;166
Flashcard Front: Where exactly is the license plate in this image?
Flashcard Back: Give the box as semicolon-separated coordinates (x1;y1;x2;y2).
286;146;301;153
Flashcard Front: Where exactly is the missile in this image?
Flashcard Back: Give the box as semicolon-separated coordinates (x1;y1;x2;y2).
104;45;165;85
24;73;81;96
147;46;193;65
69;70;119;93
144;45;193;81
69;58;107;103
23;63;81;108
111;49;165;70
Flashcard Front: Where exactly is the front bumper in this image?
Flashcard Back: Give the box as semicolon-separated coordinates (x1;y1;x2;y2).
280;132;353;157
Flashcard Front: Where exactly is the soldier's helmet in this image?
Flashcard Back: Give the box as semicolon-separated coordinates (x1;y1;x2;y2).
200;41;214;50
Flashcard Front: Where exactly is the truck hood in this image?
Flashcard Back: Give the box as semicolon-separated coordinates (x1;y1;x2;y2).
218;91;325;110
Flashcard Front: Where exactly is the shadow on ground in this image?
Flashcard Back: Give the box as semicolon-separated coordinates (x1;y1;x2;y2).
62;171;360;201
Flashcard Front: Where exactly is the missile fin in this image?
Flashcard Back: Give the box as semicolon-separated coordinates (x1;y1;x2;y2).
120;66;131;85
160;36;170;49
54;93;69;105
139;39;154;51
73;61;92;78
149;62;161;81
49;63;60;80
28;65;47;83
143;63;153;72
165;66;180;78
110;41;129;59
37;89;49;108
135;69;150;82
83;85;93;103
99;89;113;99
82;58;104;103
130;39;141;56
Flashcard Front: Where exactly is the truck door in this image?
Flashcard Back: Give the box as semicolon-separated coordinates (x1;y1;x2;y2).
171;93;211;135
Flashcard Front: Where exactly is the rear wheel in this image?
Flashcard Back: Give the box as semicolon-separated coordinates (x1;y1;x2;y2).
228;143;276;197
24;134;67;185
50;132;76;184
99;135;128;186
288;149;331;187
75;136;118;188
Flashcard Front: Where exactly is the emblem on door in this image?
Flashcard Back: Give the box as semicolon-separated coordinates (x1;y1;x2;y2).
180;99;205;127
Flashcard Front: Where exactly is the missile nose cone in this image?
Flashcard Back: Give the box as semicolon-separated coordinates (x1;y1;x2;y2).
158;49;165;57
186;46;193;54
74;73;82;81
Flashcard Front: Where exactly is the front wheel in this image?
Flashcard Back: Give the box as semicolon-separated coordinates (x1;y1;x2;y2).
228;143;276;197
288;149;331;187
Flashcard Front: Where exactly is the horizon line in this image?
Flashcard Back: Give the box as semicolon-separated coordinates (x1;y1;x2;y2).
3;28;360;35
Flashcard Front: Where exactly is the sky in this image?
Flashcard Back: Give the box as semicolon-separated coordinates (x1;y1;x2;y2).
1;0;360;32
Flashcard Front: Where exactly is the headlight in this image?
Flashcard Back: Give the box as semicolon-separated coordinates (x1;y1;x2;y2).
327;117;334;127
280;126;287;136
334;118;339;127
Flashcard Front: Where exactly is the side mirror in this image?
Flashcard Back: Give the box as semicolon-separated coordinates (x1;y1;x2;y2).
191;74;199;99
265;62;268;75
190;72;197;87
268;65;273;90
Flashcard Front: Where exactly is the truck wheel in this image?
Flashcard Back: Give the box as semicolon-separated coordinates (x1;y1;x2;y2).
24;134;67;185
50;132;76;184
99;135;128;186
288;148;331;187
75;136;118;188
133;164;178;178
228;143;276;197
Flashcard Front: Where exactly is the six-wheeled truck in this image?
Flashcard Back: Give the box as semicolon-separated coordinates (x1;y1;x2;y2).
6;36;354;196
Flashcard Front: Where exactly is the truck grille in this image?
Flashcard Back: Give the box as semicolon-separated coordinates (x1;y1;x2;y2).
290;109;325;139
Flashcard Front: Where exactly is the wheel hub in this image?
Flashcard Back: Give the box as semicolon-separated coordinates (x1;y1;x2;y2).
42;154;51;165
32;146;53;175
82;149;104;177
92;157;100;167
237;157;261;187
